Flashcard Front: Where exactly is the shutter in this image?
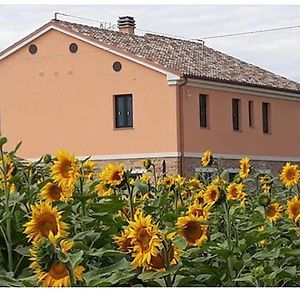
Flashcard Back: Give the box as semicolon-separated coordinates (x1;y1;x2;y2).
232;99;240;131
262;102;269;133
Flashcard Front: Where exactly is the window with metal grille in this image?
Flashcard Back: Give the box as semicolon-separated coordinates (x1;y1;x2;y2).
115;94;133;128
199;94;207;128
262;102;270;133
232;99;240;131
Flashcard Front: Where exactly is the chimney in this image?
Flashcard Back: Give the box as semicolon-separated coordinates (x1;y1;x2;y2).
118;16;135;34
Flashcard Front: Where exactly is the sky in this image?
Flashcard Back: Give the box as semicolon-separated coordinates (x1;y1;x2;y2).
0;4;300;82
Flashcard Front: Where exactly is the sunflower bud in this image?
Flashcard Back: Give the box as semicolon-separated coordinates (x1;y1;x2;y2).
252;266;265;278
43;154;52;164
258;193;271;207
143;159;152;169
0;136;8;147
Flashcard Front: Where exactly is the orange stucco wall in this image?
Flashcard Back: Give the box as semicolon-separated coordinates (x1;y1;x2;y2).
0;29;178;158
182;85;300;157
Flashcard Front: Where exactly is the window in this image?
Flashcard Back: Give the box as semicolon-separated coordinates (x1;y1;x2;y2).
199;94;207;128
262;102;270;133
248;100;254;127
115;94;133;128
195;167;217;181
232;99;240;131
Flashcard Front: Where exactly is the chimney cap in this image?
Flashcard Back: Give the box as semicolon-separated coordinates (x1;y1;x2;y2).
118;16;136;28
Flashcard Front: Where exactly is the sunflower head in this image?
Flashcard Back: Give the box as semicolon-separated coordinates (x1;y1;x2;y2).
40;182;73;203
127;211;162;269
227;183;245;201
99;163;124;186
30;237;84;287
201;150;213;167
176;214;208;247
239;157;251;179
113;228;133;253
193;191;206;204
82;160;96;180
24;201;68;242
280;162;300;188
287;197;300;224
204;184;220;204
188;178;202;190
51;150;79;188
188;202;210;220
95;181;114;197
266;202;282;223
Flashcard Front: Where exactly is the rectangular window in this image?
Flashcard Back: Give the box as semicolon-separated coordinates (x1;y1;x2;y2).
115;94;133;128
248;100;254;127
232;99;240;131
199;94;207;128
262;102;270;133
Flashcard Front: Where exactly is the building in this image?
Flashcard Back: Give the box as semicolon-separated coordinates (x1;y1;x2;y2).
0;16;300;177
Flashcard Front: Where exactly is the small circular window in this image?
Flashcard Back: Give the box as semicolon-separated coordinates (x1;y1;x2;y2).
113;61;122;72
29;44;38;54
69;43;78;53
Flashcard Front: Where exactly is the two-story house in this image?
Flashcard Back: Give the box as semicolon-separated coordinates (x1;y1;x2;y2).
0;16;300;177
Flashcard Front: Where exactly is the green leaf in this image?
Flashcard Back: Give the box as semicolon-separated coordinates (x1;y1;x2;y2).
14;246;30;257
210;232;224;241
87;249;126;259
69;251;84;269
173;236;187;250
138;264;181;281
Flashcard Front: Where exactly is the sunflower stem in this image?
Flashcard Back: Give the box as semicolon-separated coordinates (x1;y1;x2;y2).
67;261;76;287
162;240;172;287
0;144;13;273
222;200;234;287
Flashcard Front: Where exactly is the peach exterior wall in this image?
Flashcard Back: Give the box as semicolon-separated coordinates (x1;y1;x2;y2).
0;29;179;158
182;86;300;157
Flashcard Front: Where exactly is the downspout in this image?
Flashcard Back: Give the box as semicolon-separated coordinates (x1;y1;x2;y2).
178;76;188;176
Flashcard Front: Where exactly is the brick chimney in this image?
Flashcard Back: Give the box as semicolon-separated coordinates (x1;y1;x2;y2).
118;16;135;34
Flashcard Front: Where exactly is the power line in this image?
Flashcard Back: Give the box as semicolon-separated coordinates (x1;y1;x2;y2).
196;24;300;40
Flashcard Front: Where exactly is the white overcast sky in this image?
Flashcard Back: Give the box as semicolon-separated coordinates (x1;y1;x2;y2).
0;3;300;82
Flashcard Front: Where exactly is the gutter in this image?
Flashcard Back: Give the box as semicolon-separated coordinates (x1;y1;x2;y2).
178;76;188;175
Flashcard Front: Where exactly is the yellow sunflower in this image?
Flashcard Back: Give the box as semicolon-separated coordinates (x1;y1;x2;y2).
82;160;96;180
51;150;79;188
239;157;251;179
24;201;68;242
193;191;206;204
280;162;300;188
266;202;282;223
188;202;210;220
227;183;245;201
99;163;124;186
0;155;15;190
176;214;208;247
201;150;213;167
30;238;84;287
127;211;162;269
140;173;150;184
95;182;113;197
113;228;133;253
287;197;300;223
40;182;73;203
204;184;220;204
188;178;202;190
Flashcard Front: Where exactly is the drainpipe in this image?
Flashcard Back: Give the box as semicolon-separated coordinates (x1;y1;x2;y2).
178;76;188;176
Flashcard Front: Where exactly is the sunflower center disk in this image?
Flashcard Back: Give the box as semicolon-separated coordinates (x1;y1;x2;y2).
48;262;68;280
49;185;62;200
137;228;152;251
38;213;58;237
60;160;72;178
112;171;121;182
183;221;203;244
286;169;296;181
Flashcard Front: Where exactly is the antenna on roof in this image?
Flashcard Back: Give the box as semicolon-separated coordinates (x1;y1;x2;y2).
53;12;116;30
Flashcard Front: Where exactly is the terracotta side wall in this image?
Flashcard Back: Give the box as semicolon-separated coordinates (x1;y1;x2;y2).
0;29;178;158
182;86;300;157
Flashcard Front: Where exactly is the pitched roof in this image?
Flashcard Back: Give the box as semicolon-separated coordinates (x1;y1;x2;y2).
3;19;300;95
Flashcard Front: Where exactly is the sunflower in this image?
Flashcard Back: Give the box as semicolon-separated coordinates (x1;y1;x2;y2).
227;183;245;201
30;238;84;287
99;163;124;186
0;155;15;190
24;201;68;242
113;228;133;253
140;173;150;184
188;202;210;220
287;197;300;223
204;184;220;204
188;178;202;190
176;214;208;247
82;160;96;180
201;150;213;167
40;182;73;203
280;162;300;188
127;211;162;269
239;157;251;179
266;202;282;223
51;150;79;188
193;191;206;204
95;182;113;197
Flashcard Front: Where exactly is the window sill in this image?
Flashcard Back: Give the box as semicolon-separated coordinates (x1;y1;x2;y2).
113;127;135;131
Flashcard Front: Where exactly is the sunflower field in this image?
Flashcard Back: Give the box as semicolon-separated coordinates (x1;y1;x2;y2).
0;136;300;287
